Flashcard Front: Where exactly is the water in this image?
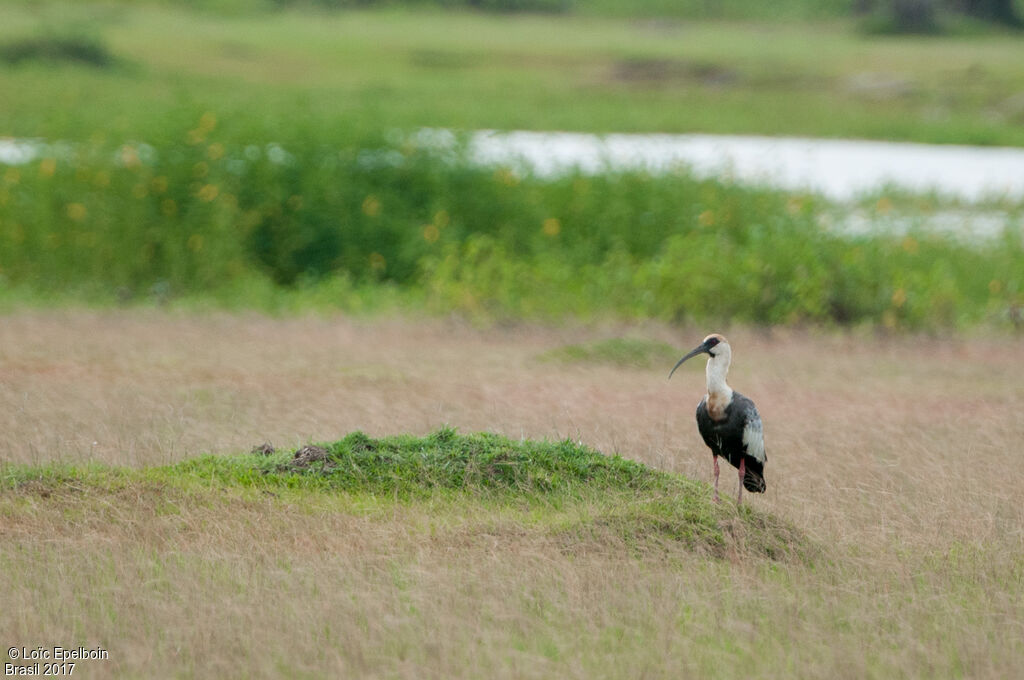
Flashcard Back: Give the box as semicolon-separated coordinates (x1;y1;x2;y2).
6;131;1024;202
0;139;38;165
4;131;1022;238
464;130;1024;202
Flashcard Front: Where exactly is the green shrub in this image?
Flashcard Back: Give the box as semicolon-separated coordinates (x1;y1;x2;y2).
0;33;115;68
1;115;1021;328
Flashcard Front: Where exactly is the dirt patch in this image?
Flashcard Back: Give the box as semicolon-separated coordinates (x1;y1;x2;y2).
409;49;477;70
844;72;917;100
9;480;55;498
279;445;334;472
612;58;738;87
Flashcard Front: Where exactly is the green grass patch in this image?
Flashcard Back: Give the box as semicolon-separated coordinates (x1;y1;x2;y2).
0;428;812;561
3;6;1024;144
175;428;664;495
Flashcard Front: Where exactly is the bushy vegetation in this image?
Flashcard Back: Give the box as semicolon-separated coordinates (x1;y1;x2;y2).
34;0;1024;26
1;120;1020;328
0;33;114;67
1;5;1023;328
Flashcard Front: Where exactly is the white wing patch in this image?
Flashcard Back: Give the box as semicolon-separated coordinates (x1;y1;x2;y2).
742;414;766;463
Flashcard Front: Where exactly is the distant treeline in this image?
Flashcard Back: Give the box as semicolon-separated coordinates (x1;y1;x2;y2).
864;0;1022;32
55;0;1024;26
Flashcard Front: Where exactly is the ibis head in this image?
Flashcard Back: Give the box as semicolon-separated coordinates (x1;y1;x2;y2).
668;333;731;380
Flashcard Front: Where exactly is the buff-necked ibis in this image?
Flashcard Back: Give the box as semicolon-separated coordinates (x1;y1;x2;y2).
669;333;766;504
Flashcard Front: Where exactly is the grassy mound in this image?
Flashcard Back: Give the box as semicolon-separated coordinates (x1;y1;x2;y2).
177;428;664;494
2;429;810;561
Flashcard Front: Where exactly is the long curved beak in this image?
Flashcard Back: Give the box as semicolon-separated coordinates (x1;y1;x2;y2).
668;342;710;380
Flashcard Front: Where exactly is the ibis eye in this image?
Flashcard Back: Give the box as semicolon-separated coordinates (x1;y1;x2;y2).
706;337;719;347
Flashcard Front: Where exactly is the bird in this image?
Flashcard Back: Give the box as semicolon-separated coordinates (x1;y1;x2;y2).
668;333;766;504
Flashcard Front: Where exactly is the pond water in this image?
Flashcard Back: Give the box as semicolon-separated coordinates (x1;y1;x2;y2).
5;131;1024;202
4;131;1023;238
464;130;1024;202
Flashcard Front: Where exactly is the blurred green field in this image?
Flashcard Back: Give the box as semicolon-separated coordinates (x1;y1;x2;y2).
1;2;1023;328
20;0;1024;22
3;4;1024;143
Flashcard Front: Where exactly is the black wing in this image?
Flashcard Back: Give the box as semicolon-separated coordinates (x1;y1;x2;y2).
694;392;767;492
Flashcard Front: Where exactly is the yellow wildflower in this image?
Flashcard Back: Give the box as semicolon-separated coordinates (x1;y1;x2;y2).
120;145;140;168
199;112;217;132
8;223;24;244
362;195;381;217
197;184;219;202
66;203;87;221
495;168;519;187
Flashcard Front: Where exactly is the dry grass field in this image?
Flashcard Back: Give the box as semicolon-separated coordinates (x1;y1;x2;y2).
2;310;1022;678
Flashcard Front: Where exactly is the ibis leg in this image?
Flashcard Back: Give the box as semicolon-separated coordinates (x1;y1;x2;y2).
737;458;746;505
713;455;720;503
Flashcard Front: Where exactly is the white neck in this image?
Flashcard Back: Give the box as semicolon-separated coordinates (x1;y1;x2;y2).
706;354;733;399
